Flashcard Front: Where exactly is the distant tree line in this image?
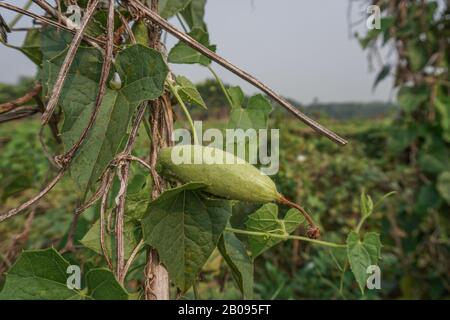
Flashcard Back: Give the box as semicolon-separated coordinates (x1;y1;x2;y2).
1;77;398;121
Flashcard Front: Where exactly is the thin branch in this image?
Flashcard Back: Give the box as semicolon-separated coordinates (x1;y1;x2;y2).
7;0;32;29
0;2;106;47
0;169;65;223
167;79;199;144
117;9;136;44
115;103;148;283
100;171;114;271
278;196;320;239
207;65;234;109
225;227;346;249
38;125;59;168
121;239;145;283
41;0;101;124
74;169;112;215
128;155;152;172
0;105;39;123
115;162;129;282
0;83;42;114
63;0;115;162
127;0;347;146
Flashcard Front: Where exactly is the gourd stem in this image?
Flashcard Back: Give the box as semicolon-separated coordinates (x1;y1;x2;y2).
278;196;320;239
225;227;346;249
207;65;235;109
176;14;234;111
167;80;199;145
8;0;32;29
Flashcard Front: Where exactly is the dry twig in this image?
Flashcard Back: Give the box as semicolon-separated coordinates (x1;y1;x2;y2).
127;0;347;146
41;0;101;124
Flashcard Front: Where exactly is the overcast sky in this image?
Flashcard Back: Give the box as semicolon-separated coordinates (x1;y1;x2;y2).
0;0;393;103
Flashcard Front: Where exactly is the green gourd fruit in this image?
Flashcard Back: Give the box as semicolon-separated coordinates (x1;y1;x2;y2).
158;144;320;238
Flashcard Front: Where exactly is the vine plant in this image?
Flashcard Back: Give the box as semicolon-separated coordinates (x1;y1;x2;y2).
0;0;387;299
356;0;449;292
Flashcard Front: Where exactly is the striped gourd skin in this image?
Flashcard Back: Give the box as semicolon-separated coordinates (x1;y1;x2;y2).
158;145;282;203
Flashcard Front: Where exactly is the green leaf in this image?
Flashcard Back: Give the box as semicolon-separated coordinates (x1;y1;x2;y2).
346;231;382;294
141;183;232;292
436;94;450;142
245;203;304;258
0;248;83;300
227;86;245;109
85;268;129;300
346;231;370;294
415;184;441;214
19;29;42;65
176;75;207;109
406;41;427;72
41;29;168;194
80;216;141;260
362;232;382;265
181;0;207;30
228;94;272;130
437;171;450;204
360;192;374;218
226;92;272;162
418;148;449;174
218;231;254;299
132;20;149;46
0;248;127;300
373;65;390;90
125;175;153;220
168;28;216;66
159;0;193;18
397;86;429;112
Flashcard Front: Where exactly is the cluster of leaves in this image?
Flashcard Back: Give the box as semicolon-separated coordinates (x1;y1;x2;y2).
356;0;449;297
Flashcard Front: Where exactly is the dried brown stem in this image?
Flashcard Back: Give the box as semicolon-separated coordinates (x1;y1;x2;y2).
278;196;321;239
127;0;347;146
63;0;115;163
0;2;106;47
117;10;136;44
0;169;65;223
128;155;152;172
33;0;102;49
0;83;42;114
100;171;114;271
35;93;61;144
115;103;148;283
121;239;144;283
0;105;39;123
74;169;112;215
41;0;100;124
